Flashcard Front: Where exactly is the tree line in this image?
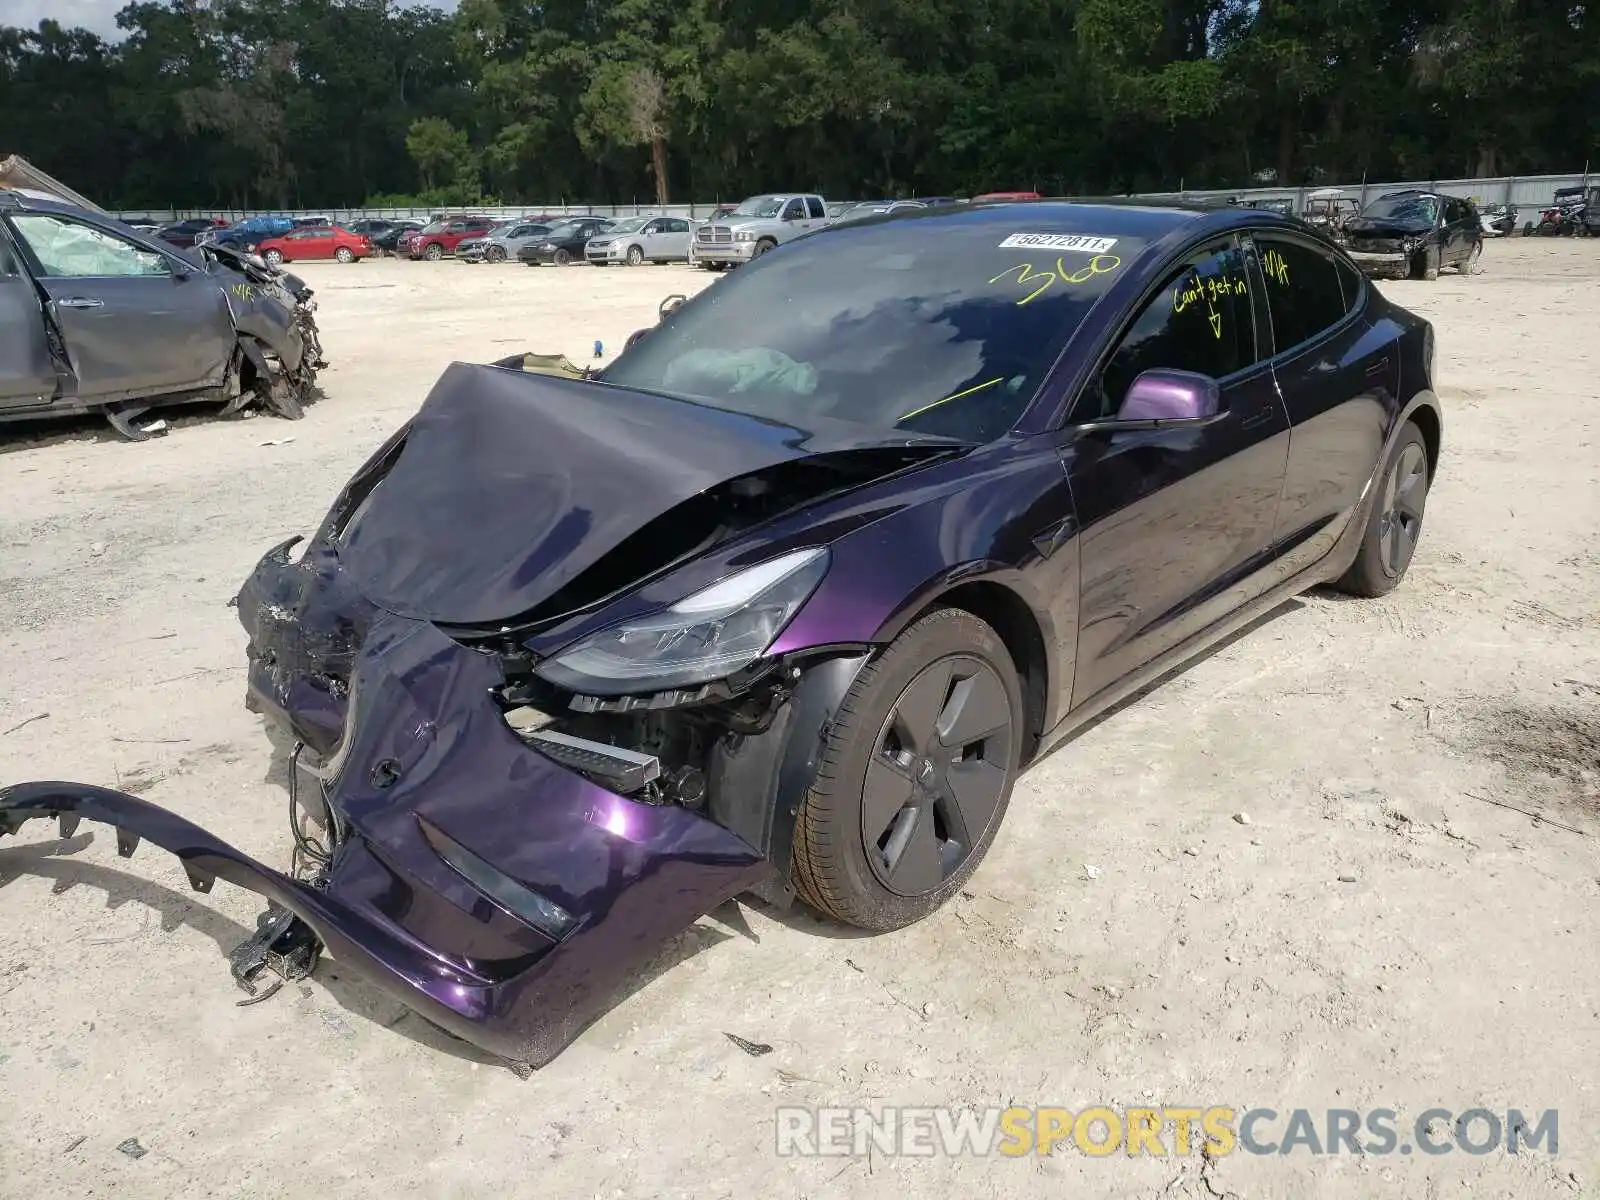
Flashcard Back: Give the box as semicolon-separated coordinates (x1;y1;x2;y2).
1;0;1595;211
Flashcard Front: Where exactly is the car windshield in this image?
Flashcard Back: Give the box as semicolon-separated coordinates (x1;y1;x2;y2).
606;217;649;234
733;196;784;218
600;219;1142;443
1364;195;1439;224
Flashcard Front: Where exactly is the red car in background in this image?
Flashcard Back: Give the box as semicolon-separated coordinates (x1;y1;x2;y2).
973;191;1042;202
256;225;372;266
401;216;498;260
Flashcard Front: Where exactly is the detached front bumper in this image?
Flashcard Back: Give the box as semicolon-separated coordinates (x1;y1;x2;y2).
2;537;769;1068
1346;249;1413;278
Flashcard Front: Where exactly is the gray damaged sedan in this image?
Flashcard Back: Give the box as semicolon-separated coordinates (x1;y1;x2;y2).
0;189;323;441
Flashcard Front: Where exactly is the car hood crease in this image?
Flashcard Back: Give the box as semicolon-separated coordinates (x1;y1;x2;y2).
335;362;958;625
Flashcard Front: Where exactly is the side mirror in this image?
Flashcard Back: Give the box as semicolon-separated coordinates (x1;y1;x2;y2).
658;293;687;319
1115;369;1221;422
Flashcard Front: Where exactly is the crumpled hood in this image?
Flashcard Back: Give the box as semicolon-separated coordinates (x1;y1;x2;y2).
335;362;941;625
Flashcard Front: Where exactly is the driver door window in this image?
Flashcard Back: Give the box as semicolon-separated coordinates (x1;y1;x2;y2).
781;199;806;221
1080;242;1256;422
11;214;171;278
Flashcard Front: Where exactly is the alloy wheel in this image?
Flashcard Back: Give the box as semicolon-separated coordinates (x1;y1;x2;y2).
335;247;354;263
862;655;1014;897
1378;442;1427;578
627;245;644;266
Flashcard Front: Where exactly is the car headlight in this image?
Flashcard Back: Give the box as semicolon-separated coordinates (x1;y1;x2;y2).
533;548;829;695
733;230;757;242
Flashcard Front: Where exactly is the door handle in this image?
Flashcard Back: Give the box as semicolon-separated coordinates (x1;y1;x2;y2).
1240;408;1277;431
57;297;104;309
1366;356;1391;379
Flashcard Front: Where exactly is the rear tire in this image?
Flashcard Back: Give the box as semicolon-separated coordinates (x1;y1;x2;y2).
263;249;283;267
335;247;354;263
791;607;1024;931
1332;422;1430;598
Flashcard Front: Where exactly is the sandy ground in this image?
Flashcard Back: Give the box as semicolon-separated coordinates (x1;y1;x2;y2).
1;241;1597;1199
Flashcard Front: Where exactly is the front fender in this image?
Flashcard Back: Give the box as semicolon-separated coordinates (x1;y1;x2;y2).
705;652;871;906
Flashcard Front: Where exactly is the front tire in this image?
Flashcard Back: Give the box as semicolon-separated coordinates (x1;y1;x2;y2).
554;248;572;266
791;607;1024;931
626;245;644;266
752;238;776;258
1333;422;1431;598
487;245;507;263
424;242;444;261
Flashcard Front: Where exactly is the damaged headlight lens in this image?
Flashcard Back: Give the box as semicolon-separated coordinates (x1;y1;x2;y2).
534;548;829;695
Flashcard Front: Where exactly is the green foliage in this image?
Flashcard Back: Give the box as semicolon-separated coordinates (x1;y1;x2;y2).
405;115;475;191
0;0;1595;208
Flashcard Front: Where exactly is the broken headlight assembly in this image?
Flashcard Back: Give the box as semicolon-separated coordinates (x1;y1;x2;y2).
533;548;829;696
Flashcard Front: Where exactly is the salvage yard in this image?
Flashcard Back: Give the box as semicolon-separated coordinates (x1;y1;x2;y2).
2;240;1597;1198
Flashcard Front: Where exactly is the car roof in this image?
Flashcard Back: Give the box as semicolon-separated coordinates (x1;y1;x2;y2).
858;198;1224;238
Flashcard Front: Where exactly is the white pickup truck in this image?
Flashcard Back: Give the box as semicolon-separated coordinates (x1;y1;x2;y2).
691;193;829;269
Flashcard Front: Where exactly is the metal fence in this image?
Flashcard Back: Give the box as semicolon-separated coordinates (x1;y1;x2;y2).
114;170;1593;224
1126;171;1593;212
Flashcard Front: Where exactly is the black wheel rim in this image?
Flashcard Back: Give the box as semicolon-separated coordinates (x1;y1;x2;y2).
862;654;1014;897
1379;442;1427;578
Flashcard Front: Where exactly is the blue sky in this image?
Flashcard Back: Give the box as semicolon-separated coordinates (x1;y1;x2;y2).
2;0;458;39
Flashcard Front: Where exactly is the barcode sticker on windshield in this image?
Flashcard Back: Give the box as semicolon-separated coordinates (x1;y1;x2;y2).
999;233;1118;253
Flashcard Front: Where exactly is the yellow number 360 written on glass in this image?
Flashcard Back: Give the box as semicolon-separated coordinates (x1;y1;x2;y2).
989;254;1122;306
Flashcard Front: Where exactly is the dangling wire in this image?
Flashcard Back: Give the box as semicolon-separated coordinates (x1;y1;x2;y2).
286;741;332;881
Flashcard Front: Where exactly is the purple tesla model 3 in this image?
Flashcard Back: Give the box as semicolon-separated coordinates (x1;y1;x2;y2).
2;200;1442;1069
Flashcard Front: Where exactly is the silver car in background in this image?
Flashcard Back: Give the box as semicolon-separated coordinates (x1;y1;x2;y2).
458;220;556;263
586;215;698;265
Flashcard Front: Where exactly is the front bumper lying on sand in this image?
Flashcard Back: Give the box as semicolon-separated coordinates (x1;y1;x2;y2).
0;536;771;1069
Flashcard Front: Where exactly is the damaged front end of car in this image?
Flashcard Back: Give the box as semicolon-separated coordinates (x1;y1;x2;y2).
1;360;963;1069
206;241;324;422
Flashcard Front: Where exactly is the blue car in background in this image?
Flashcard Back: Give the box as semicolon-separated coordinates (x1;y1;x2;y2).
203;216;296;252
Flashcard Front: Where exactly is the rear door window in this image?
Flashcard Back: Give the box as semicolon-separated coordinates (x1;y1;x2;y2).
805;197;826;219
1252;235;1349;355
